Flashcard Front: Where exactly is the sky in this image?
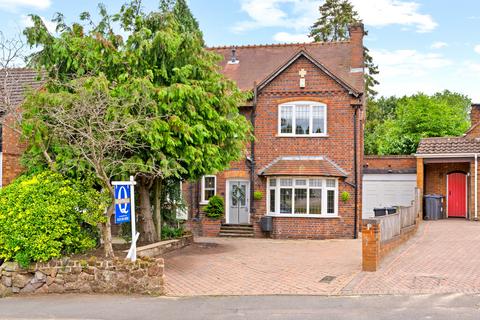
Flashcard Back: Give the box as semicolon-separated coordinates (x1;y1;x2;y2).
0;0;479;101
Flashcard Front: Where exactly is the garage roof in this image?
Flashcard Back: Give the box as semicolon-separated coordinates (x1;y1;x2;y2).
416;137;480;155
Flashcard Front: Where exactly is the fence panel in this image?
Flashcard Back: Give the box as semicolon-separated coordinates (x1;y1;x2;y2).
379;213;401;242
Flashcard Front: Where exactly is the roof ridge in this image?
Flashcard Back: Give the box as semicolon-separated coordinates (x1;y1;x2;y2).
208;40;351;50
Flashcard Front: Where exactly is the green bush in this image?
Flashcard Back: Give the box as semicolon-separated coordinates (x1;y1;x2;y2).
161;225;184;240
0;171;108;267
204;195;224;219
253;191;263;200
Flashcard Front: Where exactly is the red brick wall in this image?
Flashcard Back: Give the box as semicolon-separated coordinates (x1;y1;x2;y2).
470;104;480;126
2;116;25;186
364;155;416;172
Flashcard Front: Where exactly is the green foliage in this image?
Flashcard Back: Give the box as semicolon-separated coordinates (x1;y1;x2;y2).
253;191;263;201
0;171;108;267
341;191;351;202
161;225;184;240
366;91;471;155
309;0;379;97
22;0;251;184
204;195;224;219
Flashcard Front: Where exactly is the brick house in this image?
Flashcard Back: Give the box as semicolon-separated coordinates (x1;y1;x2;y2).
415;104;480;220
184;23;366;239
0;68;41;187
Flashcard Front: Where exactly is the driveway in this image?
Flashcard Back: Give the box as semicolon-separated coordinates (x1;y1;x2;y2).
164;237;361;296
343;220;480;295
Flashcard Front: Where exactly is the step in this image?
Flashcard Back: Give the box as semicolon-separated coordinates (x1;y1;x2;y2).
219;229;254;234
221;224;253;228
219;232;254;237
220;226;254;231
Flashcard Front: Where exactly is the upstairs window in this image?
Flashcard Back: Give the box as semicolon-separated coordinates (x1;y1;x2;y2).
278;101;327;136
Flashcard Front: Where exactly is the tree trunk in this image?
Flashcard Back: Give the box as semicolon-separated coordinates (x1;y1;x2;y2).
102;203;115;258
138;177;158;243
153;178;162;240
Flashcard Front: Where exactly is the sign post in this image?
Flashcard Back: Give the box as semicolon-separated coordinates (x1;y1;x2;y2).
112;176;139;262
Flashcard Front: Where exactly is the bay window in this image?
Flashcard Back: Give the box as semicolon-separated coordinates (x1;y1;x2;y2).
278;101;327;136
267;177;338;216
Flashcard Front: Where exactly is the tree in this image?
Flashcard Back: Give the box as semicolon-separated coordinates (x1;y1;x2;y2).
376;91;471;155
22;1;250;249
309;0;379;97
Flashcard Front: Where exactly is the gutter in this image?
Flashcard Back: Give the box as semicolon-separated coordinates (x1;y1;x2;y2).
250;83;257;217
352;102;362;239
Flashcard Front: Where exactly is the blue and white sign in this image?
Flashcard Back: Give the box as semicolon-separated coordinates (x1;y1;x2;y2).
114;184;131;224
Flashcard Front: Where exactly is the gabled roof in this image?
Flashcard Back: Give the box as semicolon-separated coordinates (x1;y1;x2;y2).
416;137;480;155
256;49;361;97
259;156;348;177
0;68;43;107
210;41;364;94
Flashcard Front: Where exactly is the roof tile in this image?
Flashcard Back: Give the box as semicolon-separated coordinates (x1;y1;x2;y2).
259;156;348;177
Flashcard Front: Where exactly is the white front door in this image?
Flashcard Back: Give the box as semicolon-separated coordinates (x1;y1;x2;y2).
227;180;250;224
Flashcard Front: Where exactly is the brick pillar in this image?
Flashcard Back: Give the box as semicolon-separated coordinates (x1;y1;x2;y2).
470;104;480;126
362;219;380;272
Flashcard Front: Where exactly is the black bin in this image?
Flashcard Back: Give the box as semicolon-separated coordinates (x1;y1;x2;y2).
386;207;397;215
260;216;273;232
424;194;443;220
374;208;387;217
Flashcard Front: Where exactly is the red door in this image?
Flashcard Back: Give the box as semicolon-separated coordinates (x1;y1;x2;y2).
447;173;467;218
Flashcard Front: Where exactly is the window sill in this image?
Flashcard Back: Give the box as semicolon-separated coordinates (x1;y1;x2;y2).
266;213;339;219
199;201;209;205
276;134;329;138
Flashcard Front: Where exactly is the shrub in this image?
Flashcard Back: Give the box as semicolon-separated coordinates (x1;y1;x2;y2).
161;225;184;240
204;195;224;219
253;191;263;200
341;191;351;202
0;171;108;267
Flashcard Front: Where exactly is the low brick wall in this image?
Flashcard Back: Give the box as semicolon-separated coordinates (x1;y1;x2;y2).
0;257;164;297
201;218;222;237
130;235;193;258
362;217;420;271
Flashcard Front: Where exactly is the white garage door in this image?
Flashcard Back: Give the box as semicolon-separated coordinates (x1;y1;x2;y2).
362;174;416;219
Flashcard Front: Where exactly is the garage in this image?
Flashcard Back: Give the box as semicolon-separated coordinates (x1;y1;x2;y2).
362;174;417;218
362;156;417;219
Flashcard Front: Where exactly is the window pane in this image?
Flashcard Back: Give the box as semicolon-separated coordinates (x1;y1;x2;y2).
326;179;336;188
295;179;307;186
312;105;325;134
280;106;293;134
205;177;215;189
280;189;292;214
280;179;293;187
270;189;276;213
294;189;307;214
309;179;322;187
269;179;277;187
309;189;322;214
327;190;335;214
205;189;215;201
295;105;310;135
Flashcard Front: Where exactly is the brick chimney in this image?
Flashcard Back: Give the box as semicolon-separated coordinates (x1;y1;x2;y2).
348;23;365;71
471;104;480;125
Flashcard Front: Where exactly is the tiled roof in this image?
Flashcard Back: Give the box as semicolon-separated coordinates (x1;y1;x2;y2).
0;68;43;107
210;41;363;93
259;156;348;177
416;137;480;154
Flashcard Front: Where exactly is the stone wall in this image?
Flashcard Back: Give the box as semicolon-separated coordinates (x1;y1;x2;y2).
0;257;164;297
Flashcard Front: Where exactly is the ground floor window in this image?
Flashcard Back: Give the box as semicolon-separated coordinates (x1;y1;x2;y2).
201;175;216;204
267;177;338;216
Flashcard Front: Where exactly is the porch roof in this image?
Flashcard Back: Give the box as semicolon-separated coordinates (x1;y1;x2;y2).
258;156;348;177
416;137;480;156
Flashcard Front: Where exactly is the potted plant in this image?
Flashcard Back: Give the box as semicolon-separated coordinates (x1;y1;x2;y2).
201;195;224;237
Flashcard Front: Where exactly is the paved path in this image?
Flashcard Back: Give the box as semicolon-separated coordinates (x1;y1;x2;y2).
1;293;480;320
344;220;480;295
164;237;361;296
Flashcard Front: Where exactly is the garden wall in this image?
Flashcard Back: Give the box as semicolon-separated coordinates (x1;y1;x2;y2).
0;257;164;297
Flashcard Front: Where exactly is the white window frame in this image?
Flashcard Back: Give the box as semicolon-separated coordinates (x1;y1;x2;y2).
200;175;216;204
266;177;338;218
278;101;328;137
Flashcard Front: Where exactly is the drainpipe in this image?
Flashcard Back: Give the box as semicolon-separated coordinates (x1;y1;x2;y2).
475;153;478;220
250;82;257;217
352;102;362;239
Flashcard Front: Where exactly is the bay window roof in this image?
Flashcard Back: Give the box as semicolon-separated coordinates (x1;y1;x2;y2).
259;156;348;177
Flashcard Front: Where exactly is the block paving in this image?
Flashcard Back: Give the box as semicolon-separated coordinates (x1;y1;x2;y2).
165;220;480;296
